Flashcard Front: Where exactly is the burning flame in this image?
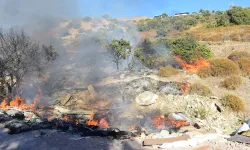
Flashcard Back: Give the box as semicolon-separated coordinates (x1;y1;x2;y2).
174;56;210;73
86;112;110;128
167;118;190;128
0;96;38;110
0;99;7;108
152;115;165;129
99;118;110;128
87;112;99;126
181;81;191;95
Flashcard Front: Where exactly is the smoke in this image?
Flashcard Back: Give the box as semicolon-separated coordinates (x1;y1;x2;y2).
0;0;141;105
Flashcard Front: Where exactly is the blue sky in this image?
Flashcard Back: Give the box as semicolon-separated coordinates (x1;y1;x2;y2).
78;0;250;17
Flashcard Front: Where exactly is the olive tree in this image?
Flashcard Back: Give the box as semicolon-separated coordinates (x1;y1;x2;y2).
0;28;58;97
106;39;132;70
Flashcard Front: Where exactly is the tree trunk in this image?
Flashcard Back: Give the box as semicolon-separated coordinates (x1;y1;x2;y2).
116;62;119;70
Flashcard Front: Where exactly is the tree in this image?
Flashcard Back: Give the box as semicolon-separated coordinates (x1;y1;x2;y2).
227;6;250;25
0;28;58;97
106;39;132;70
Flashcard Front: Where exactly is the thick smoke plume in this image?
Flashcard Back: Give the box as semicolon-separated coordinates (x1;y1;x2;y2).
0;0;140;106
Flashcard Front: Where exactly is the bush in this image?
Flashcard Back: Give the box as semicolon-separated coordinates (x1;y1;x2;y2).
209;58;240;76
235;57;250;76
228;51;250;61
170;36;214;63
189;82;212;96
221;75;242;90
197;66;212;78
221;94;244;112
159;66;179;77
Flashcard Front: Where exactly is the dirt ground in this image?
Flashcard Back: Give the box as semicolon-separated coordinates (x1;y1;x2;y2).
1;125;250;150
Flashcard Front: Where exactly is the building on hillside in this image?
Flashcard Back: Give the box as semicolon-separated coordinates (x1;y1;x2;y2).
174;12;189;16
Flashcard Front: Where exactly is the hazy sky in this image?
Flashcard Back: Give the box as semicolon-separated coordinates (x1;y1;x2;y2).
78;0;250;17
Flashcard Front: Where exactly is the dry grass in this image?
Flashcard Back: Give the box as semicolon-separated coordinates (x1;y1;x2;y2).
228;51;250;61
159;66;179;77
235;57;250;76
177;25;250;42
197;66;212;78
210;58;240;77
198;58;240;77
221;94;244;112
189;82;212;96
221;75;242;90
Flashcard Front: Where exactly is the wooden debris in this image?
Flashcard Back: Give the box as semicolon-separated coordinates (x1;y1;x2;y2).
143;135;191;146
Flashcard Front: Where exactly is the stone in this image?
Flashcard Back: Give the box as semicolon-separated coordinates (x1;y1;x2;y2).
6;109;24;120
120;74;125;79
135;91;158;106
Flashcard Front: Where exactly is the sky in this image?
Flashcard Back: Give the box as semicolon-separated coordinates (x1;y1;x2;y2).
78;0;250;17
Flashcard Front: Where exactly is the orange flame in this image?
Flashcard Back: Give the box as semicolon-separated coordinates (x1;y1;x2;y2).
86;112;99;126
99;118;110;128
181;81;191;95
86;112;110;128
0;96;38;110
167;118;189;128
174;56;210;73
0;99;7;108
152;115;165;129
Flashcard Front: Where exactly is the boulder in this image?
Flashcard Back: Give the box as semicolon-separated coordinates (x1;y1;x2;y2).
135;91;158;106
6;109;24;120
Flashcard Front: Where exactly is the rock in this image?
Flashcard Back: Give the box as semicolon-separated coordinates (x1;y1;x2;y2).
160;86;181;95
6;109;24;120
159;130;170;137
24;111;40;121
120;74;125;79
135;91;158;106
60;94;72;106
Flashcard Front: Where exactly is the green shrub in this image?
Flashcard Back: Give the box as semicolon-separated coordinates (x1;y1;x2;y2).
221;94;244;112
159;66;179;77
210;58;240;76
221;75;242;90
228;51;250;61
235;57;250;76
189;82;212;96
170;36;213;63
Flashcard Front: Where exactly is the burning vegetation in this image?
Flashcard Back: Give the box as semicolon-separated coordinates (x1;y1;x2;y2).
0;96;38;110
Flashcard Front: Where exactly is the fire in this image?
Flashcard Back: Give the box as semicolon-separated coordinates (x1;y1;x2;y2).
174;56;210;73
167;118;189;128
0;96;38;110
87;112;99;126
152;115;165;129
99;118;110;128
129;125;137;131
0;99;7;108
181;81;191;95
86;112;110;128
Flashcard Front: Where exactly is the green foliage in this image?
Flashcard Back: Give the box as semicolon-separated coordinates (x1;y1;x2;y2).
169;36;213;63
227;6;250;25
221;94;244;112
106;39;132;70
221;75;242;90
189;82;212;96
159;66;179;77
